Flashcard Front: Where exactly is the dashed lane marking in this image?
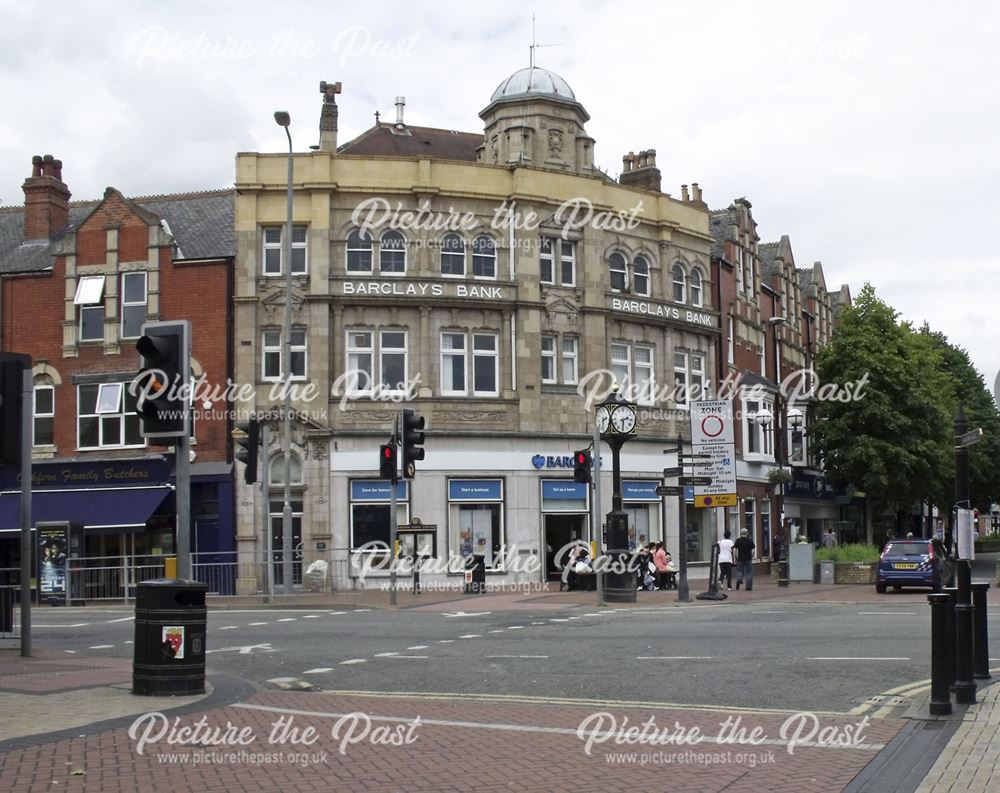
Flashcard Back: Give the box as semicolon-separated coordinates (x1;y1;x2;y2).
88;645;114;650
486;655;549;659
248;622;269;626
858;612;916;616
339;659;366;665
329;611;347;615
407;645;429;650
488;630;505;634
105;616;135;623
32;623;91;628
303;668;334;674
438;640;455;643
459;634;481;639
637;656;711;660
508;626;524;630
353;609;372;612
277;618;298;622
810;657;910;661
303;615;321;619
388;655;429;659
218;626;239;630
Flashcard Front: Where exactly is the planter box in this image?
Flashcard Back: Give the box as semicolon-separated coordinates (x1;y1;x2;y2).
834;562;876;585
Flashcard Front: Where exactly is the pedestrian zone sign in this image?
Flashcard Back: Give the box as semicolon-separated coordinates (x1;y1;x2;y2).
689;400;737;508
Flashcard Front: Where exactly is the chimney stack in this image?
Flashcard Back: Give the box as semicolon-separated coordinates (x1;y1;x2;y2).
618;148;661;193
395;96;406;127
318;80;342;152
22;154;71;241
681;184;690;202
690;182;707;208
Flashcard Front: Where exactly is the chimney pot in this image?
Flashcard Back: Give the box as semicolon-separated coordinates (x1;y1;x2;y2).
22;153;70;240
31;155;43;177
681;184;690;202
395;96;406;126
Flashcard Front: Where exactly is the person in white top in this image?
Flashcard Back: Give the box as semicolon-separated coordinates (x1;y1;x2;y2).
717;530;735;590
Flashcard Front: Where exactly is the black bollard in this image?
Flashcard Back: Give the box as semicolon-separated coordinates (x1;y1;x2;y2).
944;586;957;690
954;562;977;705
972;582;991;680
928;593;953;716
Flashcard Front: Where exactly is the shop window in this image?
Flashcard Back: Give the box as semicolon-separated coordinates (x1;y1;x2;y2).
350;480;409;551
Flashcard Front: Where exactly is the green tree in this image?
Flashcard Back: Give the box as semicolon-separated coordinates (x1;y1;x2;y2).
917;325;1000;512
811;285;952;540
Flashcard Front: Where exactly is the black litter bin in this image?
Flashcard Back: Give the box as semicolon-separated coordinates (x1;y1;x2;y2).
133;578;207;696
464;555;487;594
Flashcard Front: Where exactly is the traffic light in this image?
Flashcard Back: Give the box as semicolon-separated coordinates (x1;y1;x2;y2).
400;408;425;479
0;353;31;467
379;441;397;481
235;417;260;484
134;320;190;439
573;449;592;484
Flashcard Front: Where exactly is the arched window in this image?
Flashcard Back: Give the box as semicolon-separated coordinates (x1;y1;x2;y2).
441;233;465;277
471;235;496;278
690;270;703;307
269;452;303;486
672;264;686;303
346;230;372;273
33;374;55;446
633;255;650;297
609;252;628;292
379;231;406;274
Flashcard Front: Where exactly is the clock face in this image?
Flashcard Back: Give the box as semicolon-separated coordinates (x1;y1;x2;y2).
611;404;636;434
596;406;610;434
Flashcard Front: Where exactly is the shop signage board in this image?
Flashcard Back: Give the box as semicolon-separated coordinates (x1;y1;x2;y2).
689;400;737;508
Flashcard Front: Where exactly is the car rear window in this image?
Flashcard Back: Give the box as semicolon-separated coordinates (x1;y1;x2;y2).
886;542;929;556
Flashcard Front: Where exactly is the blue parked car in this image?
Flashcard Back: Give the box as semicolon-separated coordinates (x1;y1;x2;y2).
876;538;954;593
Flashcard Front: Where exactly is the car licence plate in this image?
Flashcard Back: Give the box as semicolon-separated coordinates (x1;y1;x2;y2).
894;563;918;569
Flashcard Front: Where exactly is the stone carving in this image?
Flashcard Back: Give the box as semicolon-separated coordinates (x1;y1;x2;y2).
548;128;564;157
310;440;329;460
490;135;499;164
437;411;506;423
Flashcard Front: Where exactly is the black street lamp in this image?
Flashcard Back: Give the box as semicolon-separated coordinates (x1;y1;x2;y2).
754;403;803;586
596;386;637;602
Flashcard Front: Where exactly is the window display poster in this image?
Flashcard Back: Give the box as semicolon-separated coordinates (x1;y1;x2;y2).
38;525;68;601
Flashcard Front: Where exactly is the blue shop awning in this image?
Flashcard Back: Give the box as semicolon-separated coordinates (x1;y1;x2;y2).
0;486;172;533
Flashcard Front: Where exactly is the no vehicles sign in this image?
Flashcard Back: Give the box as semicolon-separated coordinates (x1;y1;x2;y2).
689;401;737;508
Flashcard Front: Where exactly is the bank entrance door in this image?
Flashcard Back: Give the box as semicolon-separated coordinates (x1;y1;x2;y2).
544;514;587;581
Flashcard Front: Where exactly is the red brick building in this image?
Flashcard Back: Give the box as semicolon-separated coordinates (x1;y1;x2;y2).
0;155;235;577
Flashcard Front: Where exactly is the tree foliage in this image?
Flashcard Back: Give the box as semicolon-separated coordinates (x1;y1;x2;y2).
811;284;953;517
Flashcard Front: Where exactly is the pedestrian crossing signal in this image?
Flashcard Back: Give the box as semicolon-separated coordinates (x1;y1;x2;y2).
573;449;592;484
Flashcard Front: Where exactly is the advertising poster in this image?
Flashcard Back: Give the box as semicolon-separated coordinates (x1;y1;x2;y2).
37;525;68;602
162;626;185;659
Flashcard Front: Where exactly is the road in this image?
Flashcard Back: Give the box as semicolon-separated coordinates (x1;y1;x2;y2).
24;597;1000;716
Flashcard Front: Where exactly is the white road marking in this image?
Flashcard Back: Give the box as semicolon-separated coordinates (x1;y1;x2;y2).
388;655;429;659
340;659;366;665
329;611;346;615
442;611;492;618
486;655;549;659
548;618;569;622
218;626;239;630
33;623;91;628
488;630;505;634
89;645;114;650
459;634;481;639
858;612;916;616
277;618;297;622
530;621;546;625
809;657;910;661
407;645;429;650
353;609;371;612
637;656;711;660
105;616;135;623
374;652;399;657
124;640;133;645
234;703;887;752
303;668;334;674
438;640;455;643
752;611;803;615
508;626;524;630
207;643;274;655
248;622;269;626
302;615;321;619
64;650;76;654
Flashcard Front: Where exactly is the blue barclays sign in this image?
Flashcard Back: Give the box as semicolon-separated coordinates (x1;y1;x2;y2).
531;454;605;470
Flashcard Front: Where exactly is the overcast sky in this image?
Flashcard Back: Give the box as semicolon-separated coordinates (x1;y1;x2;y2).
2;0;997;394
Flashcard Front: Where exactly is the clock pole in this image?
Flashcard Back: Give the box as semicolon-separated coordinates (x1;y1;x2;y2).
597;386;638;603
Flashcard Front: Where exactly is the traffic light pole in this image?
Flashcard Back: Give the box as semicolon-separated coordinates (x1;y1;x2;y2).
592;420;603;604
389;412;399;607
19;368;32;657
260;423;273;602
176;431;191;579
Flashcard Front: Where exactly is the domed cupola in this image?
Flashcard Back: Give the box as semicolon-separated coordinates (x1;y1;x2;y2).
479;65;594;175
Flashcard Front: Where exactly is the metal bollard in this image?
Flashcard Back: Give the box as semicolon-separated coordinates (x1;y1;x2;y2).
972;582;991;680
944;586;957;690
928;593;953;715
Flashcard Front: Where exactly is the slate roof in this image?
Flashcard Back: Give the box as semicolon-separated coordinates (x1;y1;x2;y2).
709;209;729;259
758;241;781;279
338;124;483;161
0;189;234;275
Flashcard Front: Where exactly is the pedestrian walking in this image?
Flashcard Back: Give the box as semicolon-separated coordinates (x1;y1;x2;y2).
821;528;838;549
734;528;755;591
717;530;735;590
